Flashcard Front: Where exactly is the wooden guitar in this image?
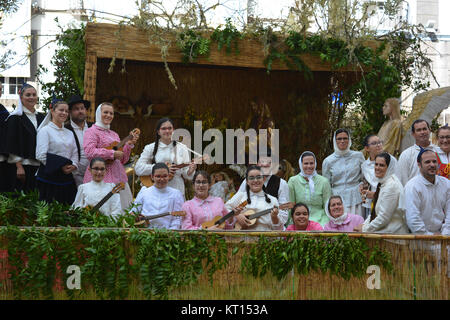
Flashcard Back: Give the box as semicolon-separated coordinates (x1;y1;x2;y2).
105;128;140;164
234;202;295;230
82;182;125;213
134;211;186;227
140;154;209;188
201;200;248;230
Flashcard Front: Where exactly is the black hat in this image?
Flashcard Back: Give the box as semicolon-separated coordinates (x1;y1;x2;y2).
68;95;91;110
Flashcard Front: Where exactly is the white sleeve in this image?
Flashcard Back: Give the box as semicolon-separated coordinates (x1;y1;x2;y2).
270;197;285;230
131;189;144;214
69;133;79;169
72;185;86;209
169;191;184;230
225;192;246;212
278;178;290;222
179;144;194;181
322;157;331;183
395;151;409;187
134;144;155;176
36;127;49;165
108;193;122;218
362;183;399;232
404;182;433;235
443;182;450;236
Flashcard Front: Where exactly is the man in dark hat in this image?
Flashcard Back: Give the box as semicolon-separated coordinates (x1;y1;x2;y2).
65;95;93;186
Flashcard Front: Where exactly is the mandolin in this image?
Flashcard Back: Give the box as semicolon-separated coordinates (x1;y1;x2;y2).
105;128;140;164
234;202;295;230
140;154;209;188
201;200;248;230
134;210;186;227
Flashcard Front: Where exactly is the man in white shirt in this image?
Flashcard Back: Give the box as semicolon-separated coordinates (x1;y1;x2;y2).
65;95;92;186
132;163;184;230
396;119;438;186
405;149;450;235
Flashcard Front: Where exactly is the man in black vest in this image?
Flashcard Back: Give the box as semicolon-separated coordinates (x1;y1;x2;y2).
238;154;290;214
65;95;93;186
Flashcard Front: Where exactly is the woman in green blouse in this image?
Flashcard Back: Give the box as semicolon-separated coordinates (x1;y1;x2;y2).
287;151;331;226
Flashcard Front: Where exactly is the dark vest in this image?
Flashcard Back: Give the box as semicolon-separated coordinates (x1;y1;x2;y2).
64;121;93;161
265;175;280;199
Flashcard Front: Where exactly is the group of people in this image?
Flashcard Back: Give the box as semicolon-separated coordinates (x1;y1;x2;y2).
0;85;449;235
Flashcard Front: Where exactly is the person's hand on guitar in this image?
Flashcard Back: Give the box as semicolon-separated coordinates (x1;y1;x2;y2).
114;150;124;160
270;207;279;224
187;161;197;176
62;164;77;174
235;206;251;229
127;129;140;146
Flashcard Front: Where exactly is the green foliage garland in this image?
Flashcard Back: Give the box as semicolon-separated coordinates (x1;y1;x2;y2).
211;18;243;55
0;192;394;299
240;234;393;281
176;30;211;64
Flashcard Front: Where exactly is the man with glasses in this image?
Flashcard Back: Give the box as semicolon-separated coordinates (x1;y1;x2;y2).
436;125;450;179
396;119;438;186
131;162;184;229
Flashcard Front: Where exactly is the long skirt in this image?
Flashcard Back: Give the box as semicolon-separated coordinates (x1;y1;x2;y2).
36;165;77;205
2;163;39;194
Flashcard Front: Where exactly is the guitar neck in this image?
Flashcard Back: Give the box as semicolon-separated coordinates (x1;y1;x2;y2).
141;212;171;221
93;192;114;211
247;208;272;220
215;210;235;226
115;135;132;150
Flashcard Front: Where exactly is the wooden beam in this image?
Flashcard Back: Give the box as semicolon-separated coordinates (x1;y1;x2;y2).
84;23;364;72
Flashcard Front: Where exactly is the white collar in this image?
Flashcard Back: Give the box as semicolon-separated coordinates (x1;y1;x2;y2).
70;119;87;130
49;121;64;130
23;106;36;116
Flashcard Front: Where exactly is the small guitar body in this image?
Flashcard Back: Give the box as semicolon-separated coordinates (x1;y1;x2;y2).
104;128;140;164
233;202;295;230
201;200;248;230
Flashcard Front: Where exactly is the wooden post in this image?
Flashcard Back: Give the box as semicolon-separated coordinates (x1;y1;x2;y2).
441;239;449;299
84;52;97;122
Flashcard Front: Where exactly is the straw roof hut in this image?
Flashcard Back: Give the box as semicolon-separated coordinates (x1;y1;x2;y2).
83;22;363;169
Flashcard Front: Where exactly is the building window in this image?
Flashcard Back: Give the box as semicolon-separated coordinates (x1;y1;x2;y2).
9;77;25;95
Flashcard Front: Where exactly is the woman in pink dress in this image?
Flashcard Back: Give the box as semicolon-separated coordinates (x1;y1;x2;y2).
323;195;364;232
83;102;139;210
285;203;323;231
181;170;234;230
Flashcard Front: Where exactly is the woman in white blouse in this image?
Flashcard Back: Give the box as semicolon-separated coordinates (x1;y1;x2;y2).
35;100;78;204
225;165;288;231
322;128;365;216
72;157;122;218
356;152;409;234
135;117;196;197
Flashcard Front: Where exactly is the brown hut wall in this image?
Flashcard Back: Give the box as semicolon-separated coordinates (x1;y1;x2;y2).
95;58;332;168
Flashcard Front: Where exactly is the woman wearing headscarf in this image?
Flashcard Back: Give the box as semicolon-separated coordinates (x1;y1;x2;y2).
83;102;139;210
35;100;78;204
360;134;398;219
323;195;365;232
356;152;409;234
322;128;365;216
4;83;45;192
287;151;331;227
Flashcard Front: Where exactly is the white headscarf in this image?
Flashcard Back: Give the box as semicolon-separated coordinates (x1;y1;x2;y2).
373;153;404;211
299;151;317;197
7;84;36;120
95;103;110;130
36;111;51;132
333;129;352;156
324;196;349;225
